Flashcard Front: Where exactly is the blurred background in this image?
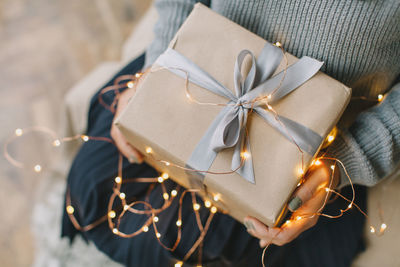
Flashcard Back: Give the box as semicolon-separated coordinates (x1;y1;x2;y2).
0;1;150;266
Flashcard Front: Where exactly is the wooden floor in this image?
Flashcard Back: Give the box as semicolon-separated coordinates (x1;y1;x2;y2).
0;1;149;266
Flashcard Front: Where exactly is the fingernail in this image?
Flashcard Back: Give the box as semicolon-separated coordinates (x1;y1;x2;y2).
288;196;302;212
244;220;255;231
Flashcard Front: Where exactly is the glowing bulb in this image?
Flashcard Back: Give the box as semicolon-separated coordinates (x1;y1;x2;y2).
162;173;169;179
164;161;170;166
193;203;200;211
52;140;61;147
153;216;159;222
267;94;272;100
175;261;183;267
135;72;142;78
66;205;75;214
156;232;161;238
275;41;282;47
370;226;376;233
213;194;220;202
186;92;192;100
145;147;153;154
171;190;178;197
330;165;335;170
325;187;330;192
163;193;169;200
176;220;182;227
285;220;291;225
380;223;387;232
142;226;149;232
297;168;304;176
241;151;250;159
119;192;126;199
34;164;42;173
127;81;134;88
296;216;302;221
81;135;89;142
124;205;129;211
348;204;353;209
15;128;23;136
108;210;116;218
204;200;212;208
210;206;217;213
115;176;122;184
327;135;335;143
297;182;302;187
378;94;383;102
314;159;322;166
267;104;273;110
158;177;164;183
112;228;119;234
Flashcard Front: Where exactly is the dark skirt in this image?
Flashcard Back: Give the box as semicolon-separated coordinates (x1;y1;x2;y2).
62;54;367;267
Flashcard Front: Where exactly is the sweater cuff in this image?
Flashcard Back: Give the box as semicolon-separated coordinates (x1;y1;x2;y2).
326;130;376;189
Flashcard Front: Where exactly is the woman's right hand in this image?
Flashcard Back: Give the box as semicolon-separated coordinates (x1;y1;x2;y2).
110;79;144;164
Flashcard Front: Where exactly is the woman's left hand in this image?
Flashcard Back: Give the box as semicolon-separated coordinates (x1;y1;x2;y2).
244;162;339;247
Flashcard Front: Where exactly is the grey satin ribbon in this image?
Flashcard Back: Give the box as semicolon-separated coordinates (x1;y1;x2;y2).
155;43;324;184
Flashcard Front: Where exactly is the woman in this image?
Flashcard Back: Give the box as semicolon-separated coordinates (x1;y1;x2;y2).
62;1;400;266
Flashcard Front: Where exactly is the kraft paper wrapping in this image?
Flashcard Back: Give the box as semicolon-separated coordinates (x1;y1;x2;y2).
115;3;351;226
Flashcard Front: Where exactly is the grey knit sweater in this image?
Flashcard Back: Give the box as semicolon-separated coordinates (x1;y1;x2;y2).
144;0;400;187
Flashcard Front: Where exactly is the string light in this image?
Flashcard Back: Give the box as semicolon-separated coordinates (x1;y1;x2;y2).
210;206;217;213
377;94;383;102
330;165;335;170
370;226;376;233
171;190;178;197
66;205;74;214
145;147;153;154
108;210;116;218
204;200;212;208
193;203;200;211
162;173;169;179
314;159;322;166
135;72;142;78
112;228;119;234
52;139;61;147
15;128;23;136
176;220;182;227
156;232;161;238
274;41;282;47
164;161;170;166
380;223;387;233
142;226;149;232
124;205;129;211
127;81;134;88
115;176;122;184
119;192;126;200
34;164;42;173
81;135;89;142
213;194;220;202
163;193;169;200
158;176;164;183
175;262;183;267
153;216;159;222
241;151;251;160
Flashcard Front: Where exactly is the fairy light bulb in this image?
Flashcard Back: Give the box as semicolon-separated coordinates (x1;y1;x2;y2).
153;216;159;222
370;226;376;233
158;176;164;183
124;205;129;211
119;192;126;200
127;81;134;88
66;205;75;214
115;176;122;184
162;173;169;179
34;164;42;173
210;206;217;213
156;232;161;238
81;135;89;142
193;203;200;211
297;167;304;176
175;261;183;267
112;228;119;234
108;210;116;218
204;200;211;208
135;72;142;78
314;159;321;166
348;204;353;209
52;139;61;147
145;147;153;154
377;94;383;102
213;194;220;202
176;220;182;227
142;225;149;232
15;128;23;136
275;41;282;47
164;161;170;166
296;216;302;221
241;151;250;160
163;193;169;200
380;223;387;233
327;135;335;143
330;165;335;171
171;190;178;197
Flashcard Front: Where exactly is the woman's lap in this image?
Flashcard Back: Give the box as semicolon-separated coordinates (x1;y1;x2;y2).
62;54;367;267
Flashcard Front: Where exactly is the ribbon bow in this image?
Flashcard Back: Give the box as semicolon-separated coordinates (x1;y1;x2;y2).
156;43;324;184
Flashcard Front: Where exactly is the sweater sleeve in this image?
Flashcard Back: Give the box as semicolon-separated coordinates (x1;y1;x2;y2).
144;0;211;68
328;82;400;188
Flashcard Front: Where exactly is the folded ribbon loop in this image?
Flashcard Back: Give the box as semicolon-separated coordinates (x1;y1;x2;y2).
155;43;324;184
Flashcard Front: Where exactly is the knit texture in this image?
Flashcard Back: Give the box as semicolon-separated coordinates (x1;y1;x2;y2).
144;0;400;187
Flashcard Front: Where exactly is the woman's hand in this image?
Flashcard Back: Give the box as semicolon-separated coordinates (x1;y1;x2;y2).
110;76;146;164
244;162;339;247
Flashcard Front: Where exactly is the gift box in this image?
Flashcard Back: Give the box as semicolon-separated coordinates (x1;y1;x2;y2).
115;3;351;226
